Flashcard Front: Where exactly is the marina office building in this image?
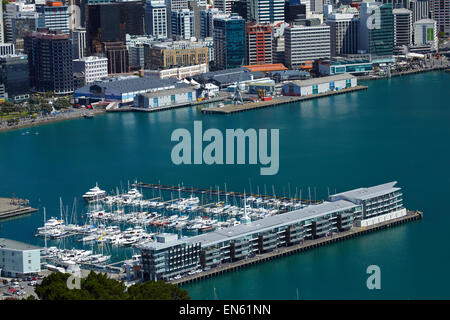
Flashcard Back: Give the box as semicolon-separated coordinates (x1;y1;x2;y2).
0;238;41;278
141;182;405;281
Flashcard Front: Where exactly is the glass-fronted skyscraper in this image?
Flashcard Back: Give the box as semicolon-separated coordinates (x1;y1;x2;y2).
0;54;30;102
213;14;246;70
359;2;394;57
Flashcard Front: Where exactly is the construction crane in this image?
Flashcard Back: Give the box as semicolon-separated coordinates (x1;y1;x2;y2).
231;58;245;105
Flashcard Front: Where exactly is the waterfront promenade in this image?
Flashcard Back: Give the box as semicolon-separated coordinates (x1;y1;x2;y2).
0;109;105;132
171;210;423;286
0;197;37;220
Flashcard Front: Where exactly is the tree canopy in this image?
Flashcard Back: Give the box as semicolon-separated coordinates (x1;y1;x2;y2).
34;271;190;300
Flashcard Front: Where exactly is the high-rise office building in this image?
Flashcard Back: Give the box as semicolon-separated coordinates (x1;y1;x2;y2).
165;0;189;36
0;54;30;102
0;5;4;43
310;0;323;12
231;0;248;20
103;42;129;75
214;0;237;13
247;0;285;24
73;56;108;83
414;18;438;49
37;1;70;34
24;30;74;94
326;12;358;56
409;0;430;23
246;22;273;65
434;0;450;33
3;2;39;46
285;24;331;68
200;8;230;39
0;43;16;57
393;8;413;48
171;9;195;40
144;41;209;69
213;14;246;70
358;2;394;57
188;0;207;39
72;28;86;59
145;0;168;39
86;2;145;54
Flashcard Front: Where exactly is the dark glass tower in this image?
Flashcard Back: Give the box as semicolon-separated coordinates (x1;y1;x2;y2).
24;30;74;94
213;15;246;70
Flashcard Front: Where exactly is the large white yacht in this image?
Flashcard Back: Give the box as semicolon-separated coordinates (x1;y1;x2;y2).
82;183;107;202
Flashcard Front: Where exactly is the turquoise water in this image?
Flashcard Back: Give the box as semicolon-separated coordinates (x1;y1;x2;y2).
0;71;449;298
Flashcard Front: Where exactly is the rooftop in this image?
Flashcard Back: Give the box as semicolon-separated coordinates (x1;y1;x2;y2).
287;73;355;86
329;181;401;202
244;64;288;72
139;86;196;98
0;238;41;251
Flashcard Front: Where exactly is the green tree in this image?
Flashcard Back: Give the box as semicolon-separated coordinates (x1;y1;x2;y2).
34;271;190;300
40;103;53;114
53;98;72;109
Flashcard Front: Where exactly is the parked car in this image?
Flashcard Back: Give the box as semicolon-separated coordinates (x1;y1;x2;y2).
28;281;37;286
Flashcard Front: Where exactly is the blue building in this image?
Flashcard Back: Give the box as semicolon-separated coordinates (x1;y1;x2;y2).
0;238;41;278
213;14;246;70
318;59;373;75
0;54;30;102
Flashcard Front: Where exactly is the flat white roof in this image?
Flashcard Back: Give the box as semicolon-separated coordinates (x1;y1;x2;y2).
329;181;400;202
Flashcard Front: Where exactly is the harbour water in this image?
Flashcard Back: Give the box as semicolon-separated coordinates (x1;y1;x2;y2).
0;71;449;298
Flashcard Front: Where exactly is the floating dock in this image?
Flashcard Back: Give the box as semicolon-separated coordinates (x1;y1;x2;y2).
0;197;38;220
171;210;423;286
133;182;322;205
200;85;368;114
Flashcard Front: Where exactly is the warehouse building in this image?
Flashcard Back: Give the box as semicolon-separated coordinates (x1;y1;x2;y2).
140;182;405;281
282;73;357;96
134;86;197;108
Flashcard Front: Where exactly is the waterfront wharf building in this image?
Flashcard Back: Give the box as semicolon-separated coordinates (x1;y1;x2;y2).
141;182;406;281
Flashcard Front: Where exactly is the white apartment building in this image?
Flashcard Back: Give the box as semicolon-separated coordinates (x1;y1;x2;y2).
145;63;208;79
73;56;108;84
285;24;331;68
433;0;450;33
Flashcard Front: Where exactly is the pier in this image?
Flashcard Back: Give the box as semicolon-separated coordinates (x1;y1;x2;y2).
0;197;38;220
170;210;423;286
133;182;322;205
200;85;368;114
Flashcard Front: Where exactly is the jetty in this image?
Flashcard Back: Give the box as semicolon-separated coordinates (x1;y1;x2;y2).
133;182;322;205
171;210;423;286
200;85;368;114
0;197;38;220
